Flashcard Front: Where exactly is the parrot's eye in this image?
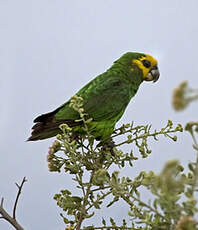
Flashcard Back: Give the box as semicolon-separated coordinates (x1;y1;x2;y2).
142;59;151;68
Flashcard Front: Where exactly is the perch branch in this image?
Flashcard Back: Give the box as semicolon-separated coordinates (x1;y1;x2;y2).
0;177;27;230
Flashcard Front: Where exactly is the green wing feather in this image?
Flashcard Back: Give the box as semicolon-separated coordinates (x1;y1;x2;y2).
56;74;132;121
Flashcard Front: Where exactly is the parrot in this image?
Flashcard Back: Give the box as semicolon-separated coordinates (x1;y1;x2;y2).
28;52;160;142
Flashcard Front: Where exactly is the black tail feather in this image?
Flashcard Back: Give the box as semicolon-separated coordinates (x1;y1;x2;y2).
34;106;63;123
28;115;81;141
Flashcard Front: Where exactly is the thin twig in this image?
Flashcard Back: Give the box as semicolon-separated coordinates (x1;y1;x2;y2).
13;177;27;220
91;186;110;192
115;129;178;147
87;190;112;212
0;177;27;230
120;194;167;221
76;171;94;230
0;203;25;230
1;198;4;207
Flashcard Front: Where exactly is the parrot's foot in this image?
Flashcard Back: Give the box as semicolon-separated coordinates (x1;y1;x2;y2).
70;133;84;147
98;139;115;155
71;132;80;140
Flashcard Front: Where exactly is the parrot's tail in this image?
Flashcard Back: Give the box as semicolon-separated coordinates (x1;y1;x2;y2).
27;108;62;141
27;106;78;141
28;100;84;140
27;121;62;141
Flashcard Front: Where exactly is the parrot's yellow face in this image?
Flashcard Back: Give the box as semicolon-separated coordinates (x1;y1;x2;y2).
133;54;160;82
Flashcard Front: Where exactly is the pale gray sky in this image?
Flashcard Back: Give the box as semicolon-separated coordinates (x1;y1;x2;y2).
1;1;198;229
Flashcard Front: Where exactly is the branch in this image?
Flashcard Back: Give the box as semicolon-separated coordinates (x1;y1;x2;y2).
0;177;27;230
115;128;179;147
120;194;167;221
76;172;94;230
13;177;27;220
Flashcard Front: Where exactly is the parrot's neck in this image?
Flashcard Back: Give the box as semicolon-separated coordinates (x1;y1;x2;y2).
108;62;143;87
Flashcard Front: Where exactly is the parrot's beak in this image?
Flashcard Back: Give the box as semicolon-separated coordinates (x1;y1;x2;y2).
145;66;160;83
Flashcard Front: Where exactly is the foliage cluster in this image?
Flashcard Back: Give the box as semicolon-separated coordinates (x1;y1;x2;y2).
1;83;198;230
46;96;198;230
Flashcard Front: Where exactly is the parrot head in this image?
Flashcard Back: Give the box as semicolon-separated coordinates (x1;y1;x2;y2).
116;52;160;83
132;53;160;83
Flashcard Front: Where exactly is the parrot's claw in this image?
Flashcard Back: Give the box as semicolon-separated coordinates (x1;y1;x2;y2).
98;139;115;155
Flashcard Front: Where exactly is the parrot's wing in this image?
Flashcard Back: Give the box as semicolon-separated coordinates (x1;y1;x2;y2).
78;77;131;121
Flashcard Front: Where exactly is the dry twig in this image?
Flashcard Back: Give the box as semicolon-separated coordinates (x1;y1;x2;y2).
0;177;27;230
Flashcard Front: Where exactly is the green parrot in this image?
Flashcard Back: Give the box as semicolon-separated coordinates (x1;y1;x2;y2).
28;52;159;141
